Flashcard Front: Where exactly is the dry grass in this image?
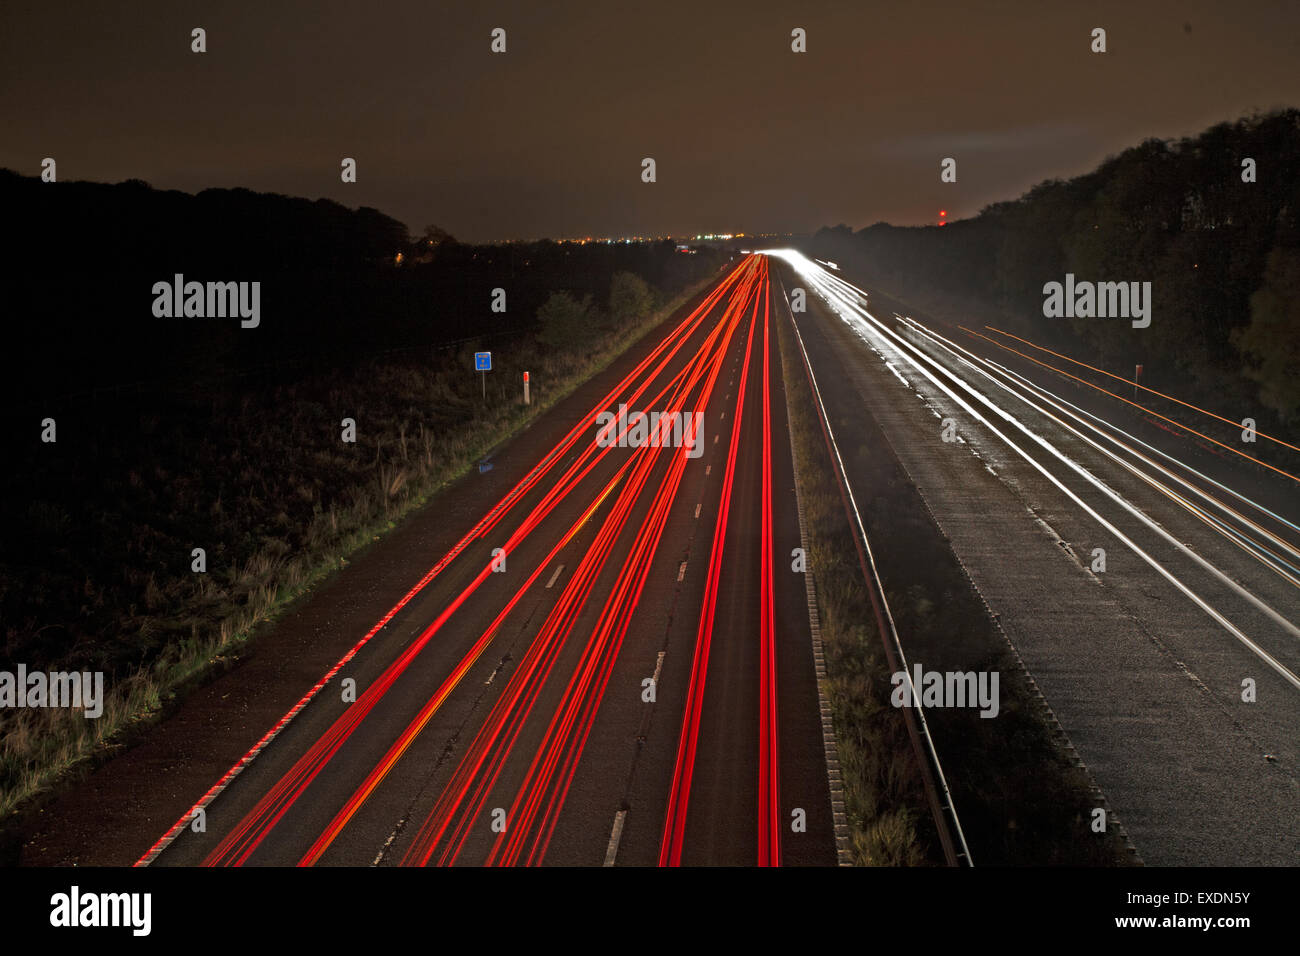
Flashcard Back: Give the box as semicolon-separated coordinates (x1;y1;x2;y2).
0;278;711;822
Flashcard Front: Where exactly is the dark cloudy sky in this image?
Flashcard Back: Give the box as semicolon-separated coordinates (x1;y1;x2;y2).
3;0;1299;242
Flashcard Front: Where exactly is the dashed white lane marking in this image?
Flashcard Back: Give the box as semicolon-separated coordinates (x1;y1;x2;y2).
705;465;711;475
694;503;701;518
714;434;719;444
375;820;405;865
652;650;666;684
604;810;628;866
677;561;687;582
546;563;565;589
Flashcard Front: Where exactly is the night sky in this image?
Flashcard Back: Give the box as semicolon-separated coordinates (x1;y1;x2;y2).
3;0;1299;242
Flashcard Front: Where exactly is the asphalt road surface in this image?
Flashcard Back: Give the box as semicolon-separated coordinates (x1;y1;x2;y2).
773;250;1299;865
136;254;837;867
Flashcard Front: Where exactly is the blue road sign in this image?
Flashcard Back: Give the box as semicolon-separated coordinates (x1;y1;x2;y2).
475;351;492;371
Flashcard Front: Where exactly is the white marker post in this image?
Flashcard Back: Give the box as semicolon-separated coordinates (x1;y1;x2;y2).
523;370;530;405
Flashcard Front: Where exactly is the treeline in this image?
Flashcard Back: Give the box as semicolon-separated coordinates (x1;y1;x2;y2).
0;170;722;678
808;109;1300;423
1;170;713;407
0;172;722;818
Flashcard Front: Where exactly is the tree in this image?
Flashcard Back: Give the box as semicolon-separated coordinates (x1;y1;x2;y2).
422;224;455;247
537;291;594;350
1233;246;1300;422
608;272;655;327
418;224;455;258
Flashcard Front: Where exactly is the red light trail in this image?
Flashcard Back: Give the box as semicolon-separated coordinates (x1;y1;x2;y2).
144;253;825;869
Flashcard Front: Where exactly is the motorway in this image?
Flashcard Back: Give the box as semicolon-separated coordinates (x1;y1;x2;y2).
48;245;1296;869
141;255;838;867
774;251;1300;865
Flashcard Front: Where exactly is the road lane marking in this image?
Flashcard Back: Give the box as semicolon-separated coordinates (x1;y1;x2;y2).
374;818;405;865
694;503;701;518
677;561;687;582
545;564;565;589
604;810;628;866
884;360;910;386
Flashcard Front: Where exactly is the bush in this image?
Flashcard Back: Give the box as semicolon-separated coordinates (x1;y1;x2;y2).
609;272;656;327
537;290;595;350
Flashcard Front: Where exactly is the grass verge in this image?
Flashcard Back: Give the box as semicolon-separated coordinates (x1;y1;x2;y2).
0;277;713;824
777;300;937;865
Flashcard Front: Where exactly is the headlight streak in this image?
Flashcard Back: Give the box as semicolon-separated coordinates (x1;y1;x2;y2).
769;250;1300;693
